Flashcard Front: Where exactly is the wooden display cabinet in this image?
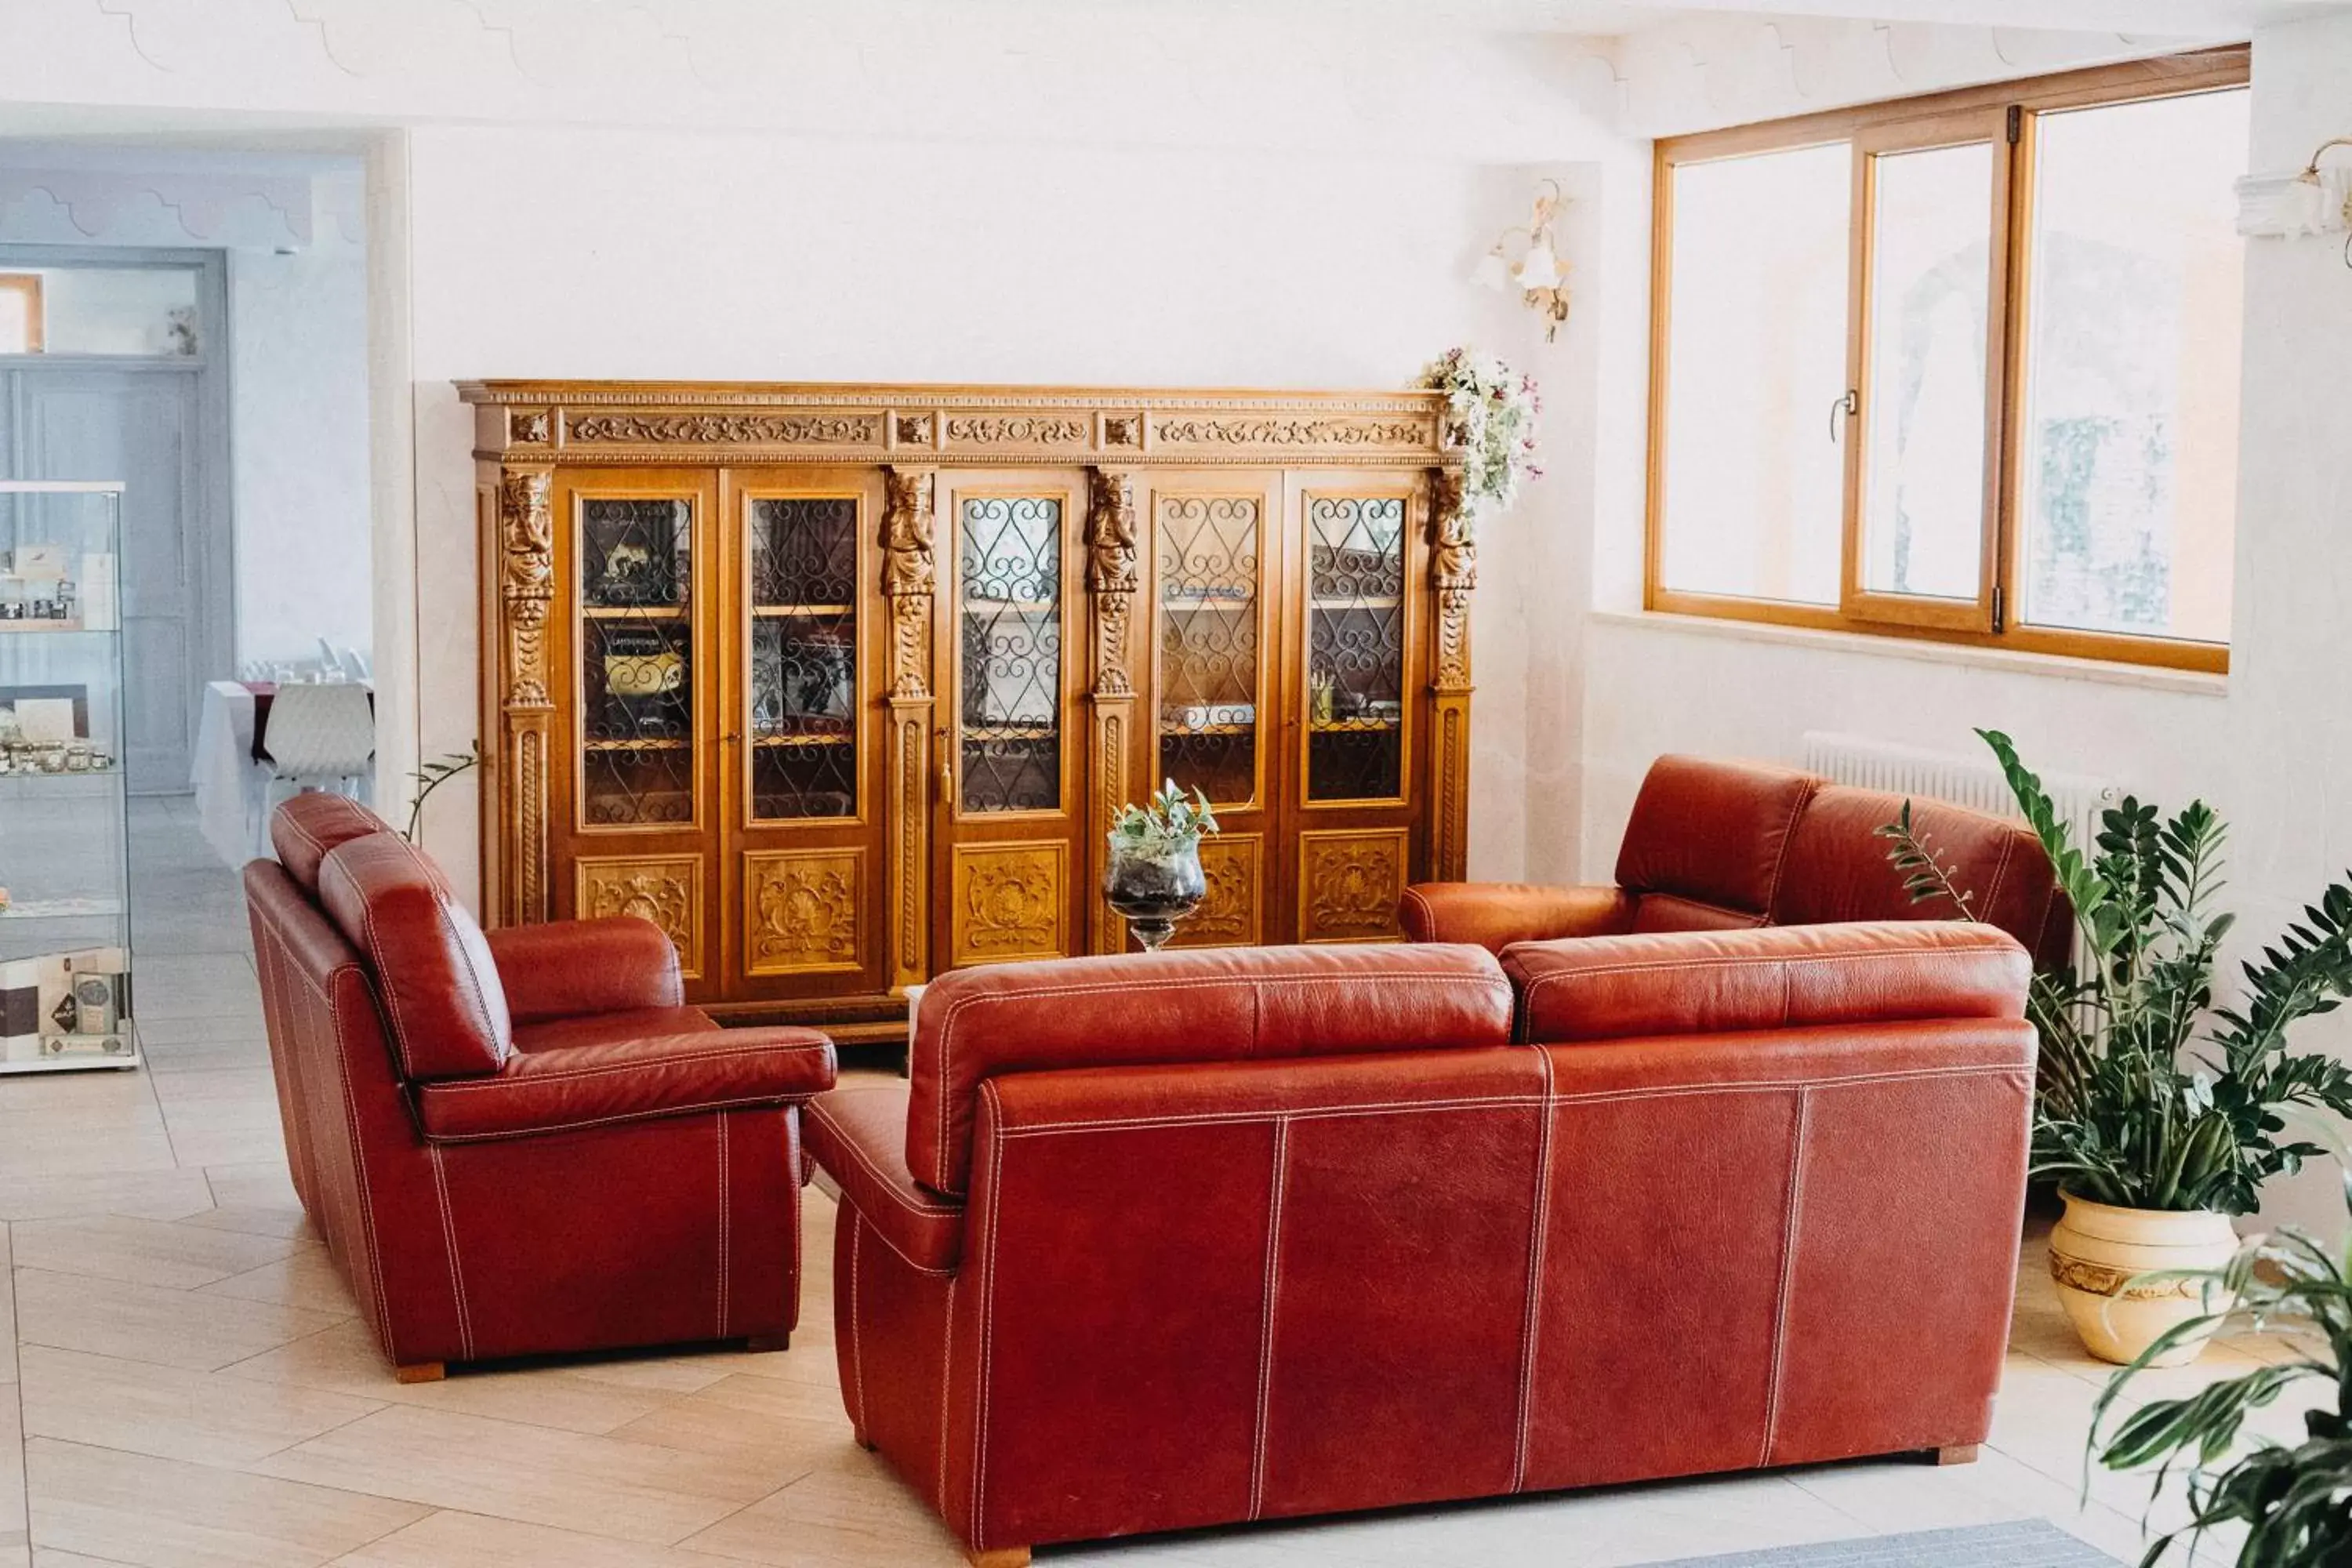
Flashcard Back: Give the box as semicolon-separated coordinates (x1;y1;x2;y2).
463;381;1475;1030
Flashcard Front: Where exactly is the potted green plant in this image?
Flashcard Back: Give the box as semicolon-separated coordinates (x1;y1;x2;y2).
2092;1177;2352;1566
1882;729;2352;1365
1104;779;1218;953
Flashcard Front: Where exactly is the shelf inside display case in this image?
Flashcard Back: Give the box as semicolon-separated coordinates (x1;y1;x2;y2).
0;483;137;1075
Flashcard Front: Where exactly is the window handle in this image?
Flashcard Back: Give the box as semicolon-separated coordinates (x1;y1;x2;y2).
1831;389;1858;443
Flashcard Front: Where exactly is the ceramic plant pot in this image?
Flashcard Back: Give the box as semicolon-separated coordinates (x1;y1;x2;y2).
1103;837;1207;953
2048;1191;2239;1367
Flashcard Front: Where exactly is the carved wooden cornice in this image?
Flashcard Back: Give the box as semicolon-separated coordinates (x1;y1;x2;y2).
460;380;1467;470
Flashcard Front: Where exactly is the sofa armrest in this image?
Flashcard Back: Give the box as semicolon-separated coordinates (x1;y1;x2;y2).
486;916;683;1024
414;1025;836;1142
1504;920;2028;1044
1399;882;1635;952
804;1083;964;1275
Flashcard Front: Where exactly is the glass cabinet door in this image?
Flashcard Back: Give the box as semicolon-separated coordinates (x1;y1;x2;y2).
1156;492;1265;807
578;494;698;829
956;493;1064;815
1302;491;1408;803
746;496;858;819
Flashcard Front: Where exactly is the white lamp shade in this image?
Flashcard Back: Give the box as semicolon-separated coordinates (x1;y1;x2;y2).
1512;237;1561;290
2236;170;2347;238
1473;249;1510;292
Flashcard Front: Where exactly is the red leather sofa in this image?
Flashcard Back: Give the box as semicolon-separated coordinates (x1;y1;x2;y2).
1400;753;2070;968
804;926;2034;1566
246;794;837;1381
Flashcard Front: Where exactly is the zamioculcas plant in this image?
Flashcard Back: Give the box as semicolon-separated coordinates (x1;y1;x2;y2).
2092;1172;2352;1566
1878;728;2352;1217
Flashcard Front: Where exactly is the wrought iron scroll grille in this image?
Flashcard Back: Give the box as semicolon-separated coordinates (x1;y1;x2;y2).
958;495;1062;814
1305;495;1405;802
1156;494;1260;808
749;497;859;820
579;497;695;827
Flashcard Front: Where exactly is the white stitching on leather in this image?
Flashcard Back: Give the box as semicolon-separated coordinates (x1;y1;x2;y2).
717;1112;731;1340
426;1141;474;1362
1004;1093;1551;1136
321;956;400;1362
1759;779;1822;915
848;1209;869;1436
1761;1087;1811;1468
928;971;1514;1189
937;1264;956;1520
426;1041;829;1091
1512;1046;1554;1493
1399;885;1439;938
1980;831;2017;917
421;1094;794;1143
1518;943;2020;1026
1249;1116;1290;1521
807;1100;963;1219
972;1081;1007;1552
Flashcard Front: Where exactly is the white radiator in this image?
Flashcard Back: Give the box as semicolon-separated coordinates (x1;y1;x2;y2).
1799;731;2119;862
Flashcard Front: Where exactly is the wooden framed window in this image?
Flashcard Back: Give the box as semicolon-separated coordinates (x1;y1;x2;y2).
1645;48;2249;673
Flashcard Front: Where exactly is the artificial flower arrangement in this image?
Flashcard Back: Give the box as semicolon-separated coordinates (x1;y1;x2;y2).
1420;347;1542;528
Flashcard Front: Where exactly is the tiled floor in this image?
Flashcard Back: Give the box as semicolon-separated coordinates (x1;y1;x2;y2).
0;798;2306;1566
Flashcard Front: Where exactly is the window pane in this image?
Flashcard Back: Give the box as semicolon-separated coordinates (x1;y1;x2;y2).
2018;90;2245;644
9;267;199;356
1658;143;1849;605
1859;141;1994;602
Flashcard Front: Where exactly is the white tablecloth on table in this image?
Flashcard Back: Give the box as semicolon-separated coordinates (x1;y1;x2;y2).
191;681;260;869
190;681;376;869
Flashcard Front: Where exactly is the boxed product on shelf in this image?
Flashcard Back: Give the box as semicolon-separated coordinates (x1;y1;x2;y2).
0;946;134;1063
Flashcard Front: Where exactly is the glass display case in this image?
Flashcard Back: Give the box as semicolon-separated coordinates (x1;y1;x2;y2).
0;481;136;1073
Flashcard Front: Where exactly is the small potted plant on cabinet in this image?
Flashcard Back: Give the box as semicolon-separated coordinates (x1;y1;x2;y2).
1104;779;1217;953
1882;730;2352;1366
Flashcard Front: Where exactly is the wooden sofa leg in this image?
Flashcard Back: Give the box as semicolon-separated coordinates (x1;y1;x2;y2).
1931;1443;1980;1466
746;1332;790;1353
965;1548;1029;1568
394;1362;445;1385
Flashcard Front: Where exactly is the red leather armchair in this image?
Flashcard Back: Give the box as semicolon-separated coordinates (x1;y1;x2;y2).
1402;753;2071;968
247;795;836;1380
804;927;2034;1565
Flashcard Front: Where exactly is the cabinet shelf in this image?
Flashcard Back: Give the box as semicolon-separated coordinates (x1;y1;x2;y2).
1309;717;1402;734
1160;597;1253;612
963;724;1057;742
752;733;852;748
1310;596;1403;612
964;599;1057;613
583;737;690;752
583;604;686;620
0;622;100;636
0;897;125;922
753;604;854;618
1160;721;1254;736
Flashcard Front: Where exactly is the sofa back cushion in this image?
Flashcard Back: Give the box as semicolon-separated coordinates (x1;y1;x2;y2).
906;942;1514;1199
1613;756;1819;926
1504;920;2030;1044
271;793;396;895
1772;784;2070;969
317;833;511;1080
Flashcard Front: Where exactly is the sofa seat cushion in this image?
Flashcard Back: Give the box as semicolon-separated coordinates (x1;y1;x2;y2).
804;1083;964;1274
415;1025;837;1142
318;833;512;1080
1505;920;2030;1044
513;1005;718;1054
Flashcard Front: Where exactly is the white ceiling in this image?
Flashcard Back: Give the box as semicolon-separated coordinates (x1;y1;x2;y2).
1011;0;2340;33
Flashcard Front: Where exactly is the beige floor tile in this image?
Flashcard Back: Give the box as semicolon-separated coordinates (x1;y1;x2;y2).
34;1553;149;1567
676;1450;968;1566
196;1249;357;1318
253;1404;789;1545
607;1374;854;1472
197;1163;306;1230
18;1346;381;1468
10;1215;301;1291
133;1016;270;1047
1;1222;16;1385
13;1268;347;1373
2;1392;26;1545
228;1320;690;1436
140;1037;271;1076
328;1511;750;1567
158;1102;290;1170
0;1171;216;1226
25;1436;426;1568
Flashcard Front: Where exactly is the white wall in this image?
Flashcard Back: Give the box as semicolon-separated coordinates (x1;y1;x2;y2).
1576;14;2352;1229
400;112;1635;903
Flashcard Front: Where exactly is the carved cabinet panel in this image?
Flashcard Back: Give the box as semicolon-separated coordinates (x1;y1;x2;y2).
467;381;1470;1025
577;854;706;978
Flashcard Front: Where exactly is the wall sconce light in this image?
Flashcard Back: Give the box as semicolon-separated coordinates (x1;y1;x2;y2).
1477;178;1571;342
2236;136;2352;238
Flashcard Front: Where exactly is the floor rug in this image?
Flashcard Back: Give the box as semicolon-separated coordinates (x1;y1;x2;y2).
1643;1520;2126;1567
